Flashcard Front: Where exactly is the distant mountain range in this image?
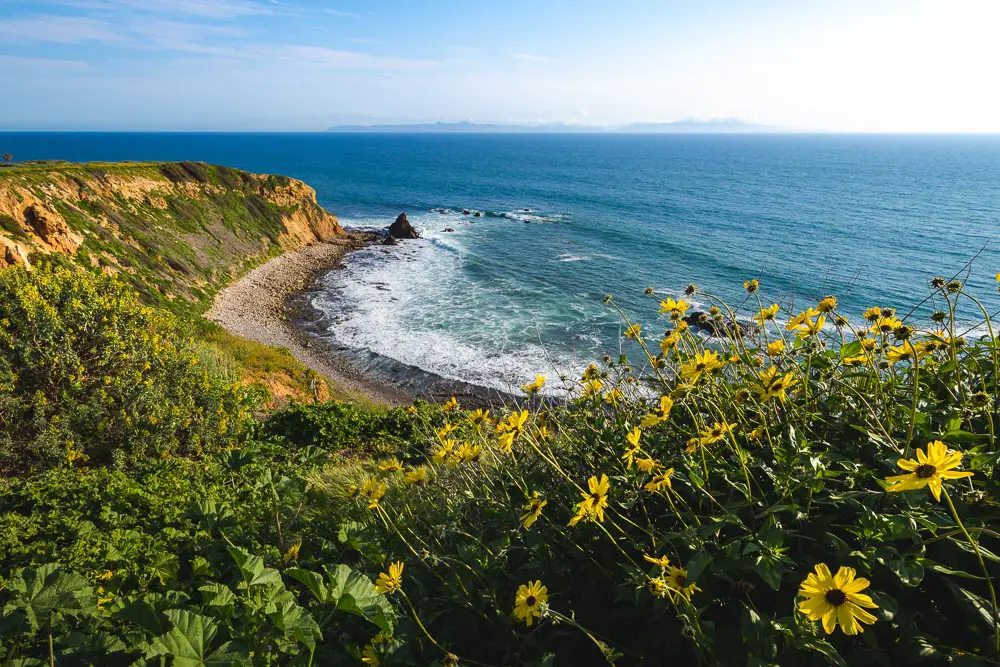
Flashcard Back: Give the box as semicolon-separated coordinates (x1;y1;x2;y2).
327;119;788;134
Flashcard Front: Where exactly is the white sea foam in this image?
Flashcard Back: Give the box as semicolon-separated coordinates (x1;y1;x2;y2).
314;211;587;394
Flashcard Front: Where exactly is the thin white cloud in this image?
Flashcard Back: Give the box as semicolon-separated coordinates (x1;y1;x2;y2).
0;15;120;43
269;45;440;71
512;53;551;63
51;0;273;19
0;54;89;70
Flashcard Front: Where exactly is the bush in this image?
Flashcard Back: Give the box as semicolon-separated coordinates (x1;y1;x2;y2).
0;262;259;472
324;279;1000;665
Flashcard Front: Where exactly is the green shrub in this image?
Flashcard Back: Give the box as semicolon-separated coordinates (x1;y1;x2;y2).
321;279;1000;665
264;400;429;456
0;262;260;472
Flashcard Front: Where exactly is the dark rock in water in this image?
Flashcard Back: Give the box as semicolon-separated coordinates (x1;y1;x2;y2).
383;234;399;246
683;311;755;338
462;209;471;215
443;227;455;232
473;211;482;217
387;212;419;239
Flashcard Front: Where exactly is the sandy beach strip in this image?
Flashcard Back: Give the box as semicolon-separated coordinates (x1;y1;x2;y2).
205;234;410;406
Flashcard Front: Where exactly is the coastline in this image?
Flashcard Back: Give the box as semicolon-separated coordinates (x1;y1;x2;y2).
206;231;512;408
205;233;411;406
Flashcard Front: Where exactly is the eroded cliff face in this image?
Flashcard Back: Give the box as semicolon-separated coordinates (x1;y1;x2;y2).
0;161;341;309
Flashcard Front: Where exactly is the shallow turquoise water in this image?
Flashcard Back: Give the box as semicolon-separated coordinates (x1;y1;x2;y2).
5;133;1000;392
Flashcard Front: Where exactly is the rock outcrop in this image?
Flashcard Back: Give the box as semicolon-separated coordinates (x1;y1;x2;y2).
684;311;755;338
387;212;419;239
0;161;343;306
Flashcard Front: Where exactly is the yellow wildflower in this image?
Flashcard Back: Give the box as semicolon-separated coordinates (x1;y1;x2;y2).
679;349;724;383
624;323;642;340
569;474;610;526
817;296;837;313
375;561;404;594
520;492;547;529
403;466;429;485
635;457;659;474
664;565;700;602
643;469;675;494
659;297;690;321
513;580;548;626
378;457;404;473
756;366;798;402
885;440;973;502
766;339;785;356
797;564;878;635
643;554;671;569
744;279;759;293
443;396;459;413
756;304;780;325
522;374;546;395
622;427;642;468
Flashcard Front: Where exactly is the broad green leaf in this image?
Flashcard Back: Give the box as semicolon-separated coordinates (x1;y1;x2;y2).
326;564;395;633
147;552;180;585
286;568;330;603
147;609;243;667
227;546;283;590
3;563;95;633
685;552;712;584
199;583;236;619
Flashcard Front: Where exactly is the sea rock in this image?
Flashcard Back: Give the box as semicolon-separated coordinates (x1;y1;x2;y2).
462;209;471;215
443;227;455;232
473;211;482;217
683;311;755;338
383;234;399;246
387;212;419;239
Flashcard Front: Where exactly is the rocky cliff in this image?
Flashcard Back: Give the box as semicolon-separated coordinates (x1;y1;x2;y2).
0;161;341;311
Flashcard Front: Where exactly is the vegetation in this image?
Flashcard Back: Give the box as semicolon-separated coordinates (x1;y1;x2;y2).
1;154;11;166
2;243;999;663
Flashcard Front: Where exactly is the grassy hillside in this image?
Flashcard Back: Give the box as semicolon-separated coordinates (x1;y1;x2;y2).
0;160;342;403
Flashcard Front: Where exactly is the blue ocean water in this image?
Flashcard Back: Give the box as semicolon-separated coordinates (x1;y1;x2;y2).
3;132;1000;392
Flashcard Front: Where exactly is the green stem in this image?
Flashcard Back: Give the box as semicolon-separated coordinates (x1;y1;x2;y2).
944;488;999;654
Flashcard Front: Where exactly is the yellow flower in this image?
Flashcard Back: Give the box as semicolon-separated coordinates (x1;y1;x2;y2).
647;577;670;598
792;314;826;338
755;366;798;403
635;457;659;473
659;297;690;321
624;323;642;340
643;554;671;568
375;561;404;594
622;427;642;468
520;492;547;529
817;296;837;313
378;457;404;473
361;645;380;666
660;332;681;355
522;374;546;395
431;439;456;464
797;564;878;635
437;423;457;438
785;307;820;331
443;396;459;413
744;279;759;293
604;387;624;406
886;340;929;364
766;339;785;356
359;478;387;509
885;440;974;502
692;421;734;450
467;408;491;426
995;273;1000;283
756;304;780;325
871;315;902;336
581;378;604;398
513;580;548;626
403;466;429;485
664;565;700;602
842;354;870;366
863;306;884;322
497;409;529;434
497;431;516;454
679;350;725;383
640;396;674;428
454;442;482;464
643;469;674;494
569;474;610;526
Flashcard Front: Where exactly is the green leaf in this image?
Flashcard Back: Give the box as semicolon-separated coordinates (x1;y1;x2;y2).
685;552;712;584
199;583;236;619
227;546;283;591
3;563;95;633
147;609;243;667
287;568;330;604
948;583;998;631
147;552;179;585
325;564;396;633
114;599;172;636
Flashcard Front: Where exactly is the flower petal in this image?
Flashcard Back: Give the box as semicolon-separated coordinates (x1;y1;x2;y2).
821;607;838;635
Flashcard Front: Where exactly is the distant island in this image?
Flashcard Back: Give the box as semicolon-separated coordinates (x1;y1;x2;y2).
327;118;787;134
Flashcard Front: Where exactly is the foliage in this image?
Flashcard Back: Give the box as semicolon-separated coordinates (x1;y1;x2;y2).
0;262;259;472
0;437;401;665
321;277;1000;665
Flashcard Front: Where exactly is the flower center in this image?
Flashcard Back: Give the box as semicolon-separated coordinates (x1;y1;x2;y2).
915;464;937;479
675;575;686;586
591;493;602;501
525;595;536;607
825;589;847;606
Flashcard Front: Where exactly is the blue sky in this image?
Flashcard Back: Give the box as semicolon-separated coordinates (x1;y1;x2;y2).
1;0;998;131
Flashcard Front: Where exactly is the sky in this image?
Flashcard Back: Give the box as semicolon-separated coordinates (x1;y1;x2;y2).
1;0;999;132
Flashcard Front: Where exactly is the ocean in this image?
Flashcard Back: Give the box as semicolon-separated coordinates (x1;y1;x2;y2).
4;132;1000;394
